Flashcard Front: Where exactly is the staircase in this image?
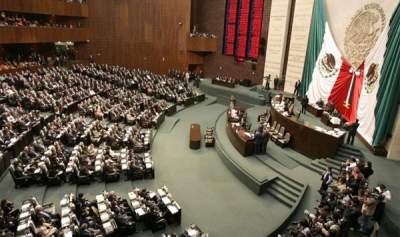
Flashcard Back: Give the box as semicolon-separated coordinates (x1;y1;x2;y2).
266;176;306;209
306;144;364;178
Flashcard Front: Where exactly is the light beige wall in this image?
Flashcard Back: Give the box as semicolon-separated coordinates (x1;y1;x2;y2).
325;0;398;58
263;0;292;79
284;0;314;93
279;0;398;94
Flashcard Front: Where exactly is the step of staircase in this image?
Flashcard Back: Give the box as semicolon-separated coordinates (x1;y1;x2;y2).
300;162;325;175
267;178;299;208
311;161;339;179
317;159;341;172
336;151;355;159
337;148;362;158
335;155;351;162
274;178;302;197
310;161;328;173
339;144;363;153
325;157;343;166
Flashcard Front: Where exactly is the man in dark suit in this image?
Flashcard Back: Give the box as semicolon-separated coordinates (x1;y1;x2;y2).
319;167;333;195
346;119;360;145
294;80;301;96
301;96;308;114
254;126;265;154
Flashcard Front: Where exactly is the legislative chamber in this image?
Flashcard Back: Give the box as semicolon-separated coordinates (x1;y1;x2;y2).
0;0;399;237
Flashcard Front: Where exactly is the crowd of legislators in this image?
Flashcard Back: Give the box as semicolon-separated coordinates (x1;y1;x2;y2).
0;53;46;72
0;52;71;72
281;156;390;237
0;12;82;29
0;186;183;237
1;62;201;188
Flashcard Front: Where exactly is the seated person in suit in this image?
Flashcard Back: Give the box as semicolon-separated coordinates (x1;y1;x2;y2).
316;98;324;108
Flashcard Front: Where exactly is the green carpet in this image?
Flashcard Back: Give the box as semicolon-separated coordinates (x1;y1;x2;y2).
1;93;399;236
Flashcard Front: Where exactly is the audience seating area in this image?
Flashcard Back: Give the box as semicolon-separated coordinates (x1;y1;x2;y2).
1;63;204;188
0;186;180;237
0;11;83;29
279;157;387;237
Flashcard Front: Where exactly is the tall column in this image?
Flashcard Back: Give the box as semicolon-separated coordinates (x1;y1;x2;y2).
285;0;314;93
263;0;292;81
387;110;400;160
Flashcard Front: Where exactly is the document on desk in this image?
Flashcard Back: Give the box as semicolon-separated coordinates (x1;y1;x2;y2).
162;196;172;205
167;205;179;214
136;208;146;216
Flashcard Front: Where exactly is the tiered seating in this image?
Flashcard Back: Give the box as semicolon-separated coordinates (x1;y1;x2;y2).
66;143;95;184
105;124;125;150
123;150;154;180
9;140;68;188
16;198;59;237
2;187;182;236
128;186;182;232
96;192;118;235
0;105;43;153
4;62;201;186
123;126;151;152
73;193;104;236
60;193;79;237
156;186;182;225
0;200;19;236
60;116;92;146
103;191;136;235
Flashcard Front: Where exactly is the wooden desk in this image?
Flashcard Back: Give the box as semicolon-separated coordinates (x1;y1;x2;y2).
189;124;201;149
321;112;341;128
227;108;246;123
226;122;255;157
307;104;323;117
212;79;235;88
270;106;344;159
187;36;217;53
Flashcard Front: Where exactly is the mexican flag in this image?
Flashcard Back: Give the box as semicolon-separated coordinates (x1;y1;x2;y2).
302;0;400;147
306;22;364;123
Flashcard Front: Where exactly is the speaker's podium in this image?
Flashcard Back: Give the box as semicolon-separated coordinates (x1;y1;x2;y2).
189;124;201;149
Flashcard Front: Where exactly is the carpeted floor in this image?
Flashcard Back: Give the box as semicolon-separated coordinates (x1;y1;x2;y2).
0;97;294;237
1;91;399;237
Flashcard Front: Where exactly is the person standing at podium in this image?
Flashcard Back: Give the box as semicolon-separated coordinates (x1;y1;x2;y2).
301;96;308;114
254;126;265;154
346;119;360;145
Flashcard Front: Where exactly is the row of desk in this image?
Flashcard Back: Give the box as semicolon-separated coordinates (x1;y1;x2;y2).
226;121;255;157
211;79;236;88
0;89;112;178
270;105;345;159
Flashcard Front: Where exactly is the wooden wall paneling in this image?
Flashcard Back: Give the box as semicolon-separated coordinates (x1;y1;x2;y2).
0;27;89;44
193;0;272;84
187;36;218;52
0;0;88;17
79;0;191;73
